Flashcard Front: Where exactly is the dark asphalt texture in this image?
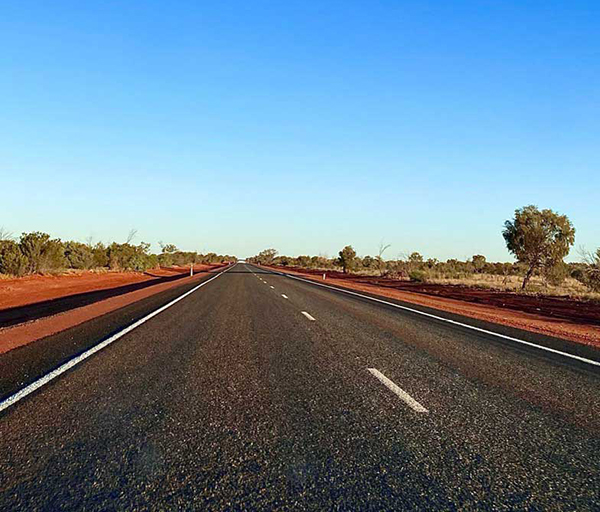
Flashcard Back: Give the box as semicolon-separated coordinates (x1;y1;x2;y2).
1;263;599;510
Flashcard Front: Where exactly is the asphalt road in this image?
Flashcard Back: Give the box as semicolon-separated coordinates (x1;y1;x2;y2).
1;262;599;510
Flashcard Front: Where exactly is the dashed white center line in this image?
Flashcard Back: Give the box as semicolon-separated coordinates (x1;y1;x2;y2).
270;286;275;289
368;368;428;413
281;294;289;299
301;311;316;321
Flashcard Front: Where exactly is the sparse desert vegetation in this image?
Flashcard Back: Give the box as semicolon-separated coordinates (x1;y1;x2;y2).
249;205;599;302
0;228;235;278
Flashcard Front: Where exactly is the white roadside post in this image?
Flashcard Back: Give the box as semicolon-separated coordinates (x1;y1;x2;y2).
323;273;326;280
190;262;193;277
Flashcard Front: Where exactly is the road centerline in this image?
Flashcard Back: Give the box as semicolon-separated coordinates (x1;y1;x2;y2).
301;311;316;321
368;368;429;413
276;271;600;368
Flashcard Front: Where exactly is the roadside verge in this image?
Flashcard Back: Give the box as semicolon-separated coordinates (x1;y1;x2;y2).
0;265;226;354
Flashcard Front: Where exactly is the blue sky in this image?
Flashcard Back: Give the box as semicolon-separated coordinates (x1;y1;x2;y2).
1;1;598;260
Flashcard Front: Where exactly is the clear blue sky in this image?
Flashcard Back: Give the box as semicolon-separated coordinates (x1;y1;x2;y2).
1;1;598;260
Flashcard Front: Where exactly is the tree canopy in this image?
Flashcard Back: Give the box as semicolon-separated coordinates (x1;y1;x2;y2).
503;205;575;289
338;245;356;273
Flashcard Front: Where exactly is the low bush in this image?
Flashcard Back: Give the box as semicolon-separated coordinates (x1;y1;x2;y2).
19;232;65;274
573;249;600;292
107;242;156;271
0;240;29;277
92;243;109;268
544;262;569;286
409;270;427;283
64;242;94;270
0;230;234;277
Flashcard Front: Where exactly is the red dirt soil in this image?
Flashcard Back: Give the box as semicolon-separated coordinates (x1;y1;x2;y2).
268;266;600;347
0;265;225;354
0;265;217;311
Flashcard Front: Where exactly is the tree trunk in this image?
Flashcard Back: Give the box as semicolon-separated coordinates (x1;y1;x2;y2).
522;265;535;290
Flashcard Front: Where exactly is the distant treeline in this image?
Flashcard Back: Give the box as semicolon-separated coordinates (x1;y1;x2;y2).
0;231;236;277
250;248;599;291
248;205;600;293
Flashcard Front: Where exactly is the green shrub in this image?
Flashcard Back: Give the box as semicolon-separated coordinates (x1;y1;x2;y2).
544;261;569;286
19;232;65;273
338;245;356;273
0;240;29;276
573;249;600;292
19;232;50;274
92;243;109;268
2;230;234;276
409;270;427;283
108;243;136;270
158;250;199;267
158;253;174;267
108;242;156;271
146;254;159;270
40;238;66;272
64;242;94;269
362;255;374;269
472;255;487;272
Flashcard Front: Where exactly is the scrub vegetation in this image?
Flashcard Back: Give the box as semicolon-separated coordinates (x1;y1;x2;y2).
249;205;599;300
0;229;235;277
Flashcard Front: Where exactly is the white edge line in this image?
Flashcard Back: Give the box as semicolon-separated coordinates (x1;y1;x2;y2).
0;263;237;414
368;368;428;413
279;272;600;368
301;311;316;321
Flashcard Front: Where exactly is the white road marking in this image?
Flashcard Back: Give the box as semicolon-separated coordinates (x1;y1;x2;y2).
301;311;316;321
0;264;237;414
280;272;600;368
368;368;428;413
270;286;275;289
281;294;289;299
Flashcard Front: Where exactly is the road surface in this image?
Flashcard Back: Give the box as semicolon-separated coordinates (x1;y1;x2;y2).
1;262;599;510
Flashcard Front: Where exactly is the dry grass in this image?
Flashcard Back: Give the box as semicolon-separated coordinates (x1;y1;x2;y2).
428;274;600;301
299;266;600;302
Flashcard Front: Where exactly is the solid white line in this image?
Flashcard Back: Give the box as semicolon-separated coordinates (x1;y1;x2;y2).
301;311;316;321
0;263;236;414
281;273;600;368
368;368;428;413
281;294;289;299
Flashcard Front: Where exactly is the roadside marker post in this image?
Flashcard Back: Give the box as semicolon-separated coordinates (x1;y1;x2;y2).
190;263;193;277
323;273;326;280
